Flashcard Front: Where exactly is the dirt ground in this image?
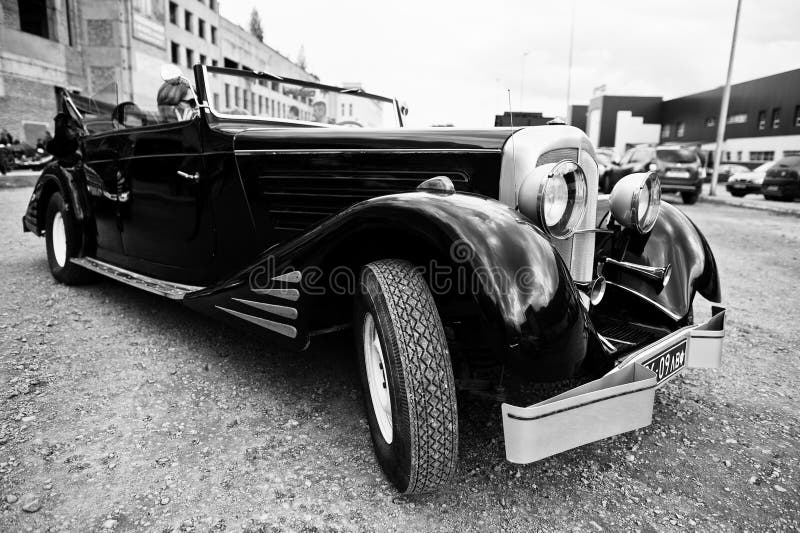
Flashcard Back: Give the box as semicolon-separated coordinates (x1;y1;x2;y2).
1;187;798;532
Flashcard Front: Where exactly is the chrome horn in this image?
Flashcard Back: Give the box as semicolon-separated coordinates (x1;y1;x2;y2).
575;276;606;306
601;258;672;288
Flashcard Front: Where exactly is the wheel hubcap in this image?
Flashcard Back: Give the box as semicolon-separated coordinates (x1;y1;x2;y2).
363;312;393;444
52;212;67;267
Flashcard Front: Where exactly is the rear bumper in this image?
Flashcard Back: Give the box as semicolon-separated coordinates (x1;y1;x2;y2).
501;307;725;464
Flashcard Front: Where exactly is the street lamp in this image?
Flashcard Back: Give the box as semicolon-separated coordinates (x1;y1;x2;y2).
711;0;743;196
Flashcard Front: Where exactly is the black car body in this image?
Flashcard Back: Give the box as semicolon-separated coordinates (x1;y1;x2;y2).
608;145;703;203
23;65;725;493
762;156;800;201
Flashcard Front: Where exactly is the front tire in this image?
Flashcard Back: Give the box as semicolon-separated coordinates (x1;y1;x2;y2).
681;191;699;204
355;259;458;494
45;192;92;285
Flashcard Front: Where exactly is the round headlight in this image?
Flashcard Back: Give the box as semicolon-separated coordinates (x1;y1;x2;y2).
518;160;588;239
609;172;661;233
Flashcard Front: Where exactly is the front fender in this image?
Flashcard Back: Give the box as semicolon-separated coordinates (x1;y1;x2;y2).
600;201;722;321
186;191;607;380
23;161;91;235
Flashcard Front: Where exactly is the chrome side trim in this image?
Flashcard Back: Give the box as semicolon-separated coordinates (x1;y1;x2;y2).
271;271;302;283
235;148;501;155
216;306;297;338
251;287;300;301
71;257;203;300
605;280;682;321
232;298;297;320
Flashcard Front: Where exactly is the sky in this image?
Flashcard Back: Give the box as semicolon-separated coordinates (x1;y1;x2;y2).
219;0;800;127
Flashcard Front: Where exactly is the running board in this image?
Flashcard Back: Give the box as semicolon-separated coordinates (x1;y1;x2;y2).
71;257;204;300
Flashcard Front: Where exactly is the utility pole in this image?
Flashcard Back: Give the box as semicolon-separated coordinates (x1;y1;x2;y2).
520;51;529;110
566;0;576;119
711;0;743;196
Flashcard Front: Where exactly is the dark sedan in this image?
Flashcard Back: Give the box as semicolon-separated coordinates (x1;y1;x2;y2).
762;156;800;201
608;146;703;203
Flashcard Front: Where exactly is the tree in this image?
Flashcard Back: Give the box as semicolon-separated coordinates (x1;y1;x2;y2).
249;8;264;42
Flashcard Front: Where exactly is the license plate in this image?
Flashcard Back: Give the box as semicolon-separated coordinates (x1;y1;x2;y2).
767;185;779;191
642;340;687;384
732;183;746;188
665;170;690;178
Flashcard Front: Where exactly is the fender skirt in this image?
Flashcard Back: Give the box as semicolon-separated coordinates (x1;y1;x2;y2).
184;191;609;380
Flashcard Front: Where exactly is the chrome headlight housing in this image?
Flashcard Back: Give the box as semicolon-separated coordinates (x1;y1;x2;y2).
518;160;588;239
609;172;661;233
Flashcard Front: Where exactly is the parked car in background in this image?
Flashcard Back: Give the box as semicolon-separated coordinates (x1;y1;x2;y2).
595;147;618;191
725;161;774;197
762;155;800;201
607;145;703;203
712;163;750;184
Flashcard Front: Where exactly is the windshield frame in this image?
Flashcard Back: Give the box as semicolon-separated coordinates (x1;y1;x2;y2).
195;65;404;128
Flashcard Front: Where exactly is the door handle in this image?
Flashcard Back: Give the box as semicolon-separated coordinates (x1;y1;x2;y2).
177;170;200;182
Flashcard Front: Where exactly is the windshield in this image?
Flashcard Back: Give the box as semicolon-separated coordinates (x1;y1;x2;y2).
202;67;401;128
656;149;698;164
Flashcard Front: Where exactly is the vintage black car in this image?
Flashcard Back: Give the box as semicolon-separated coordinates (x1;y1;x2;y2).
762;155;800;201
23;64;725;494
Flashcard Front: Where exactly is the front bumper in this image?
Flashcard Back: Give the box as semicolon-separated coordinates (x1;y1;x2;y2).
501;307;725;464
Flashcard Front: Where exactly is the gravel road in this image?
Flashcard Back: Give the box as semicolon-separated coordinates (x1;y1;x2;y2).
1;187;798;532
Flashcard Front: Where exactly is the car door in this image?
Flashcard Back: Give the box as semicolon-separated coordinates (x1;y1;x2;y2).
58;88;127;259
117;116;214;284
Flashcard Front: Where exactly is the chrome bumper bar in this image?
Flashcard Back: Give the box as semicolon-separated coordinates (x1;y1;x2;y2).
501;307;725;464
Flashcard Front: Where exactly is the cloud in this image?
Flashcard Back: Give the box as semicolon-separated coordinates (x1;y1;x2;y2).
221;0;800;126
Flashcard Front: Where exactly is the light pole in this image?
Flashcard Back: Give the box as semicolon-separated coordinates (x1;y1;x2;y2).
566;0;576;119
520;51;529;110
711;0;743;196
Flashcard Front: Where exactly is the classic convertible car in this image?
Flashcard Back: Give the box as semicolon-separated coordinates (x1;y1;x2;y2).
23;64;724;494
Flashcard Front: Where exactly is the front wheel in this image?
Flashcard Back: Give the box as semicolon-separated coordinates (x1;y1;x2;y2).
45;192;93;285
355;259;458;494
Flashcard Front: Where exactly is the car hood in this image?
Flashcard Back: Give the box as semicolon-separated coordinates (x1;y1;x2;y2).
232;126;518;153
729;171;766;183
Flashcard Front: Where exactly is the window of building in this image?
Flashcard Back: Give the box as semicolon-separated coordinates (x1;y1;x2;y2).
727;113;747;124
750;151;775;161
661;124;671;138
169;2;178;24
243;90;248;110
198;18;205;38
341;104;345;116
185;48;194;68
210;0;216;10
705;117;715;128
224;58;238;69
737;151;742;161
18;0;50;39
349;104;353;116
210;26;217;44
795;105;800;127
170;41;180;64
258;95;263;114
271;81;279;91
758;110;766;130
65;0;74;46
772;108;781;129
725;152;731;161
224;84;230;108
251;93;255;113
676;122;685;138
199;54;206;65
184;10;193;32
211;59;218;67
271;100;275;116
235;87;240;108
213;93;219;109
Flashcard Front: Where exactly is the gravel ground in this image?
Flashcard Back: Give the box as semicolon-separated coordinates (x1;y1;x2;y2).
0;187;798;532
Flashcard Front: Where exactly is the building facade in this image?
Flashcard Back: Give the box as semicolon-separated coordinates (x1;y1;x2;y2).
570;69;800;163
0;0;314;143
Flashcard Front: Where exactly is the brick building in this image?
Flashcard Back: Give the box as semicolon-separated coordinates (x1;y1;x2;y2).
0;0;314;143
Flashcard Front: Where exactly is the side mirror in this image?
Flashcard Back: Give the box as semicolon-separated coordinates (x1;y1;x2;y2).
160;64;184;83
